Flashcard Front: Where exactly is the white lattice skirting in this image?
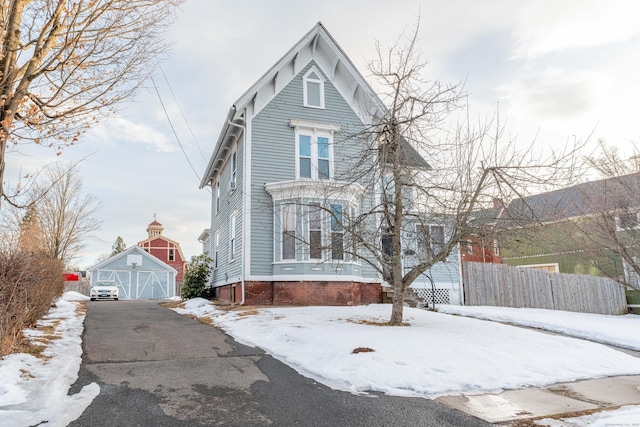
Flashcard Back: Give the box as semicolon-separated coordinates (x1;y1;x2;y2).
413;288;451;305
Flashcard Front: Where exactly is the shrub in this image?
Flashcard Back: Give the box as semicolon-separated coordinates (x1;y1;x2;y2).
180;254;213;300
0;249;64;356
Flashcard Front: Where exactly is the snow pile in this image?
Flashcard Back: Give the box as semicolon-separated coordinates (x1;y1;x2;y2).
536;404;640;426
437;305;640;351
62;291;90;301
0;295;99;427
171;301;640;398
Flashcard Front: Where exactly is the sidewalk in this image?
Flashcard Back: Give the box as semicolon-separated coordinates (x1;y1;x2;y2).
437;373;640;424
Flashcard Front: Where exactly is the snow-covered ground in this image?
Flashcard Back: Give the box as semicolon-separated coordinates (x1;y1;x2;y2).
173;299;640;426
2;294;640;426
437;304;640;351
0;292;98;427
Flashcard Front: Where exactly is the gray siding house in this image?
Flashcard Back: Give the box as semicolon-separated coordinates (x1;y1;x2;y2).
200;23;462;305
88;246;177;300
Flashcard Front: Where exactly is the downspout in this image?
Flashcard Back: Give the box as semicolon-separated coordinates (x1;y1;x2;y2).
227;116;246;305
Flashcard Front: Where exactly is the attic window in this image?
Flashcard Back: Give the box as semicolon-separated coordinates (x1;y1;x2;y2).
303;66;325;109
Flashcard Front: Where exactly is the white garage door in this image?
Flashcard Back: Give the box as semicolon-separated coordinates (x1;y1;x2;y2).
96;270;173;300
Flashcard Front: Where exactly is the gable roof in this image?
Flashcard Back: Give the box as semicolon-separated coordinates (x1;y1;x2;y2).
500;171;640;225
87;245;178;273
379;137;432;170
137;234;186;260
200;22;386;188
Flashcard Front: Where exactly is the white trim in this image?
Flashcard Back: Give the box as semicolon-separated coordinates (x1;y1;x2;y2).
289;119;340;132
246;274;381;283
302;65;325;109
293;127;334;180
87;245;177;273
243;108;252;286
265;179;365;204
229;212;237;262
213;230;220;270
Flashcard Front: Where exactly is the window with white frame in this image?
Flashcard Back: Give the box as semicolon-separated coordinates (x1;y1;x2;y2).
309;203;322;259
282;203;296;260
214;230;219;269
303;66;325;108
330;204;344;260
298;133;331;180
215;181;220;214
417;225;445;260
493;239;500;256
231;151;237;187
168;248;175;261
466;240;473;254
229;214;236;261
290;119;338;181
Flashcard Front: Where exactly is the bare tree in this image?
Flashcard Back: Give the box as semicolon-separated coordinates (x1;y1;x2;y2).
281;22;586;325
31;162;101;266
576;141;640;289
0;0;184;205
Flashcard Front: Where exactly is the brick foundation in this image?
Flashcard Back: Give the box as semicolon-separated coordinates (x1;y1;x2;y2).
215;281;382;306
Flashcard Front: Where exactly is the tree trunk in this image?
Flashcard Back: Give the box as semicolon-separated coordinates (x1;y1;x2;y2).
389;283;405;325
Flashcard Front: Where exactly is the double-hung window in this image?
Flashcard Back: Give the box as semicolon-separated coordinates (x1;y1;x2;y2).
309;203;322;259
303;66;325;108
282;203;296;260
231;151;237;187
229;214;236;261
215;181;220;214
290;120;339;181
298;134;330;180
330;204;344;260
214;230;219;269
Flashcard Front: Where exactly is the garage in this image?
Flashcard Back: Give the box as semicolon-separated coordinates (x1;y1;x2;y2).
87;246;177;300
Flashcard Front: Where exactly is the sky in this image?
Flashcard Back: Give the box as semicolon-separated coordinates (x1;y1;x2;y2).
3;293;640;425
4;0;640;269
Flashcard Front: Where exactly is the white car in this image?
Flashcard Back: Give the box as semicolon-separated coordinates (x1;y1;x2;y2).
90;281;119;301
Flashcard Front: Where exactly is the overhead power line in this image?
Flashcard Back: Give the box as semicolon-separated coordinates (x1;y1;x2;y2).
158;65;208;162
151;75;203;184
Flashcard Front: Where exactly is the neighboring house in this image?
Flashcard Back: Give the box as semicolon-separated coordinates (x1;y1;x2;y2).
199;22;463;305
498;172;640;282
461;199;504;266
87;246;177;300
137;219;187;282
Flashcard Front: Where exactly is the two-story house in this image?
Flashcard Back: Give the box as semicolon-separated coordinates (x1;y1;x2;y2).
200;23;463;306
498;172;640;285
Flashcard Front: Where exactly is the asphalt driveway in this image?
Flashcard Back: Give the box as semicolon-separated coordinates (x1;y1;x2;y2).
69;300;488;426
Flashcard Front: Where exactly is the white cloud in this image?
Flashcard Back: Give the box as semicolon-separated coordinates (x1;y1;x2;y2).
88;116;175;153
499;67;603;119
513;0;640;59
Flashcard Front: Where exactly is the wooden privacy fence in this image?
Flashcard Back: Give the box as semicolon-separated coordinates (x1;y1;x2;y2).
463;262;627;315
